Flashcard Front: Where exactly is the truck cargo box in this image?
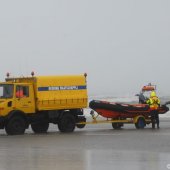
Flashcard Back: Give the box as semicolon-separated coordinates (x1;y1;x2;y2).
35;75;88;110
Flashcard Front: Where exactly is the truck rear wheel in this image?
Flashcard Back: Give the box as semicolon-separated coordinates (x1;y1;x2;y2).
58;114;76;132
5;116;26;135
31;122;49;133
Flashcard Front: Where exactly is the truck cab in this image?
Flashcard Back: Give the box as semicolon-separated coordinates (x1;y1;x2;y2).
0;83;35;117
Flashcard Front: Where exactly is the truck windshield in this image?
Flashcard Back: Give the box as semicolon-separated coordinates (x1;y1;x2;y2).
0;84;14;98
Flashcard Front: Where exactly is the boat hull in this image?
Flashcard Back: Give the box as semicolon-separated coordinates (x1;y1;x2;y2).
89;100;169;119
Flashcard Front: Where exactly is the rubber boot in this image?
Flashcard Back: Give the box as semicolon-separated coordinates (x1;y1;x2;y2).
152;122;155;129
151;117;155;129
156;117;160;129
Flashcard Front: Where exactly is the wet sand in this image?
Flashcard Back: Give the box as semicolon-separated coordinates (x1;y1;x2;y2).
0;120;170;170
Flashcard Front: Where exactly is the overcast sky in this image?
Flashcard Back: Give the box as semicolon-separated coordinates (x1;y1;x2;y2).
0;0;170;96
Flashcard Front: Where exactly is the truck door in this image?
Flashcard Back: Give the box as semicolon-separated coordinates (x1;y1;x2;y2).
14;85;35;113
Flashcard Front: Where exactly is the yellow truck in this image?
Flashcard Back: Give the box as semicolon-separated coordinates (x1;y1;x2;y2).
0;73;88;135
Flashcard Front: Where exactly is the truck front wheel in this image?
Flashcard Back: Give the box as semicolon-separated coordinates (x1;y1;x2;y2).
58;114;76;132
31;122;49;133
5;116;26;135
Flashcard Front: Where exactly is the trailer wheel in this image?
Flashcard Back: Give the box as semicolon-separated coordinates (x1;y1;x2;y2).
31;122;49;133
135;117;146;129
5;116;26;135
58;114;76;132
112;123;123;129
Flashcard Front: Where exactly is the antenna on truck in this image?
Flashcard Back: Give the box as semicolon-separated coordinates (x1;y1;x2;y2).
31;71;35;77
84;73;87;78
6;72;10;78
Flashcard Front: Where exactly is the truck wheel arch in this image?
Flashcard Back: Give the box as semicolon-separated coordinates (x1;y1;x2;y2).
58;110;75;119
7;110;28;128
